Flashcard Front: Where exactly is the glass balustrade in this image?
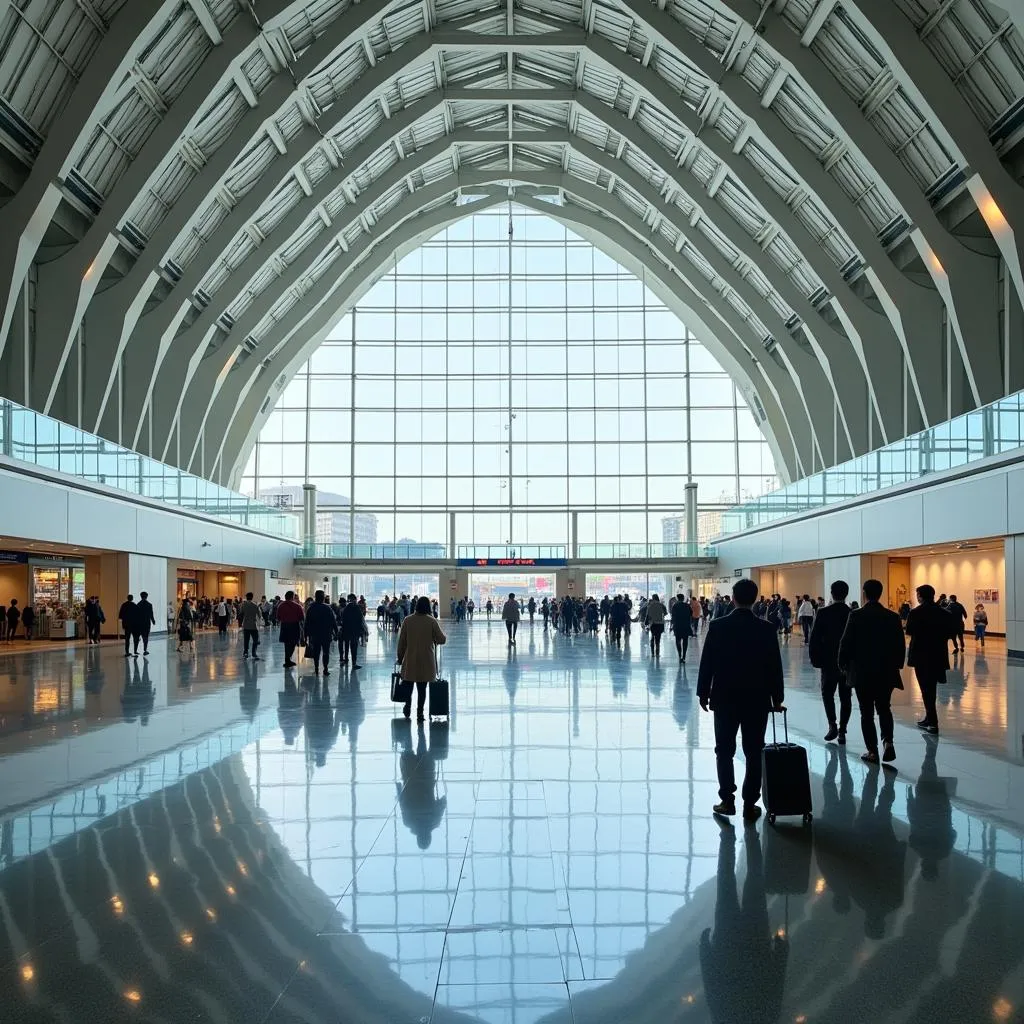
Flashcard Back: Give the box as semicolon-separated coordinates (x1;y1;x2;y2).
720;391;1024;536
0;397;299;541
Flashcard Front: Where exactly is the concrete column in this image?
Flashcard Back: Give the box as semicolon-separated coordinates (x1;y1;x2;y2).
86;552;169;637
244;569;274;600
442;567;468;617
302;483;317;555
823;555;874;604
684;481;698;554
1006;536;1024;658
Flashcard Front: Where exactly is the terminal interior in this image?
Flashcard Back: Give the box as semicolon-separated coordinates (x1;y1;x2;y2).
5;1;1024;1022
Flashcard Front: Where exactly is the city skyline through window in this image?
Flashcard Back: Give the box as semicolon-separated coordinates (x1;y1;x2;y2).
241;207;777;548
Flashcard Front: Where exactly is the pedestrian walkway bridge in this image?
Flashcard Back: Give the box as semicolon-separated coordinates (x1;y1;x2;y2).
293;543;719;576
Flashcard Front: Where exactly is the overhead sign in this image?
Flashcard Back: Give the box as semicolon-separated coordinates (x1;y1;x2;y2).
457;558;567;568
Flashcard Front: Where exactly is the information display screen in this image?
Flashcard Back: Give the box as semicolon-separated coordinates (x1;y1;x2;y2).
457;558;567;568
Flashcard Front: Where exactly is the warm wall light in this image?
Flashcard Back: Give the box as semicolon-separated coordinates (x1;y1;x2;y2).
20;964;34;982
978;194;1009;234
237;860;249;876
124;989;142;1003
205;907;217;921
147;873;160;889
111;894;124;915
928;250;944;275
814;877;826;895
180;931;194;946
993;998;1013;1021
225;885;236;896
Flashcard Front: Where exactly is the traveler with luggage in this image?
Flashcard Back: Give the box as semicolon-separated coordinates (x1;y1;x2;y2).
397;596;447;722
697;578;785;822
837;578;906;762
809;580;853;744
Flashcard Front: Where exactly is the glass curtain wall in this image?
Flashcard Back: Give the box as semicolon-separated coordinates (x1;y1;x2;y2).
241;208;776;547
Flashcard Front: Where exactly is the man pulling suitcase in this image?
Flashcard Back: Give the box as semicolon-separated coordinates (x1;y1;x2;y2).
697;578;785;823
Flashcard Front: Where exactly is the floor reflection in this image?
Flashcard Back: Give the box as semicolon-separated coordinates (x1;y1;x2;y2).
0;623;1023;1021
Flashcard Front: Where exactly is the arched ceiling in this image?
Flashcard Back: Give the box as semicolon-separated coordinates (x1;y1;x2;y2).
1;0;1024;489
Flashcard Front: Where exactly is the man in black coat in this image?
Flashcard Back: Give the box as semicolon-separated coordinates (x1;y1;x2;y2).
945;593;968;653
809;579;853;744
135;591;156;657
339;592;365;670
697;578;784;821
118;595;136;657
670;591;693;663
837;579;906;763
905;584;956;735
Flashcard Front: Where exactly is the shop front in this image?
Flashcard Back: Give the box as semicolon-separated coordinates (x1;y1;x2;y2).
176;569;201;601
0;550;86;638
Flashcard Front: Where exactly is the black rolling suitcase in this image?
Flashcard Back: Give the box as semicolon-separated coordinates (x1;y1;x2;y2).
761;708;812;826
429;645;449;720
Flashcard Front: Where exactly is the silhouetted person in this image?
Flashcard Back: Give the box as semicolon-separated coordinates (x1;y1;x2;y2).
396;722;447;848
118;594;136;657
907;740;956;880
847;767;906;939
700;826;788;1023
671;591;693;662
946;593;967;652
135;591;156;656
838;579;905;764
304;590;337;675
339;593;365;670
809;579;853;744
240;591;262;659
276;591;304;667
397;596;446;721
698;578;784;822
906;584;956;735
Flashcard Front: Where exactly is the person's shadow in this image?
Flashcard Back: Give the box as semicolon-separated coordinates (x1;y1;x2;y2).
277;675;306;746
847;766;907;938
907;738;957;881
396;722;447;849
813;747;856;915
304;681;340;768
120;660;156;725
700;826;788;1023
238;659;260;720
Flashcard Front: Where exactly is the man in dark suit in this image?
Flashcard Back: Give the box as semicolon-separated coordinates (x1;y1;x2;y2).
905;584;956;735
809;579;853;744
697;578;784;821
838;579;906;764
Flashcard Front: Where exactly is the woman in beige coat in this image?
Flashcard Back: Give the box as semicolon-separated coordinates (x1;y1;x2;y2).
397;596;447;720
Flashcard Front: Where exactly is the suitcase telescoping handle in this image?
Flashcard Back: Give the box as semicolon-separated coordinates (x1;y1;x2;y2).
769;706;789;745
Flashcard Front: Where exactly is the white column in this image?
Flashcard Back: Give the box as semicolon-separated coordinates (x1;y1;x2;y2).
449;511;457;559
684;481;698;554
302;484;317;555
1005;536;1024;658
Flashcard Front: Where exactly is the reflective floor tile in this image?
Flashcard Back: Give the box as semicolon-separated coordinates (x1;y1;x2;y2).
431;982;572;1024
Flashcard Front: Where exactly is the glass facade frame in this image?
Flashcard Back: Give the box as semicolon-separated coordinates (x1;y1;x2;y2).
242;209;777;548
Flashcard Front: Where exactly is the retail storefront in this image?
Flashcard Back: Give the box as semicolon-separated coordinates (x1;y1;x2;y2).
0;550;86;638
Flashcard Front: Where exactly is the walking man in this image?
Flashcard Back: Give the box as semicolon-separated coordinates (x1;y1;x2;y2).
905;584;956;735
240;591;262;659
502;592;520;646
697;579;784;822
646;593;668;657
671;592;693;662
946;593;967;653
340;592;365;670
136;591;156;656
837;579;906;763
809;580;853;744
118;594;137;657
276;591;305;667
797;594;815;645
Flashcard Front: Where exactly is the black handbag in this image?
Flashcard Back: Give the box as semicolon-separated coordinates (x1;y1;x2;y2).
391;666;413;703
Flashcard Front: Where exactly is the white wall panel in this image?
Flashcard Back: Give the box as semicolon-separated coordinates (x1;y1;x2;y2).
137;509;185;559
860;492;924;552
67;490;138;551
779;520;821;563
910;548;1005;633
921;473;1008;544
0;471;69;543
1006;467;1024;535
818;508;864;558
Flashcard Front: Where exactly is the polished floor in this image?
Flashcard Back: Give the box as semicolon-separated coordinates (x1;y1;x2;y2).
1;619;1024;1023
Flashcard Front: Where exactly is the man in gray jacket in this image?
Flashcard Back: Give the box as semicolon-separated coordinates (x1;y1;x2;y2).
240;592;262;659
